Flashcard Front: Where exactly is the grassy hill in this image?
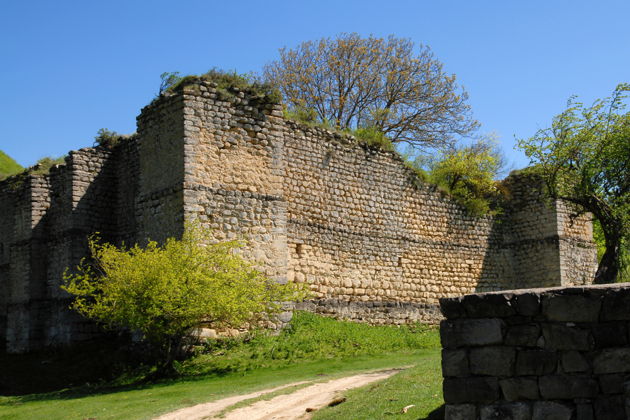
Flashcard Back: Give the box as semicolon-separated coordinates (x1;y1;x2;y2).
0;150;23;180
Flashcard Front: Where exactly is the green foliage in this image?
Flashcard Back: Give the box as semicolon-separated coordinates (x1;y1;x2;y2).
518;84;630;283
159;71;182;95
0;150;24;180
62;223;304;369
188;311;439;375
352;126;395;151
94;128;122;149
424;137;503;215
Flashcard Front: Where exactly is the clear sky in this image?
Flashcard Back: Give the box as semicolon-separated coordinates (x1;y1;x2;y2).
1;0;628;171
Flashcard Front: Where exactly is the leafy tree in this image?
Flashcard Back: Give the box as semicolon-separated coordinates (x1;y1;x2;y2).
158;71;182;95
518;84;630;283
425;136;504;215
264;33;478;150
63;224;304;372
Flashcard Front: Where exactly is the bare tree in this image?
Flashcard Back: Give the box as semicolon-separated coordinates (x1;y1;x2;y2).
264;33;478;149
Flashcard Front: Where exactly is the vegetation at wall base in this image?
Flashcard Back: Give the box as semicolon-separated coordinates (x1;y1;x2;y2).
0;312;440;420
62;223;305;374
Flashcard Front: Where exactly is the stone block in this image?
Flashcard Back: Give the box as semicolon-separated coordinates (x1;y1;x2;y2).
480;402;531;420
593;348;630;374
598;373;630;394
516;349;557;376
443;377;500;404
542;294;601;322
532;401;573;420
601;288;630;321
441;318;505;349
445;404;476;420
440;297;465;319
591;322;628;348
542;323;593;351
462;293;516;318
594;395;625;420
470;346;515;376
442;349;469;377
560;350;590;373
576;403;593;420
505;324;540;347
513;292;541;316
499;377;539;401
539;375;599;399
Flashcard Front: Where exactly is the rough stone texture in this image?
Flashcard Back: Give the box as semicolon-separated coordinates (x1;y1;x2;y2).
441;284;630;419
0;81;597;352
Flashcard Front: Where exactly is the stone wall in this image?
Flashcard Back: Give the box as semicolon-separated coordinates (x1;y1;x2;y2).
0;81;598;352
440;284;630;419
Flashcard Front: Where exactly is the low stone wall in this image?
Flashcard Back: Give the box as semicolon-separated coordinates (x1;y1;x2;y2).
440;283;630;420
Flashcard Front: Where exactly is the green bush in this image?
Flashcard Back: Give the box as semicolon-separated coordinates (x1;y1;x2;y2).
94;128;122;149
62;223;305;372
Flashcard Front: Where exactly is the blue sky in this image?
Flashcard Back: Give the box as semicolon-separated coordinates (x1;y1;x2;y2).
1;0;628;171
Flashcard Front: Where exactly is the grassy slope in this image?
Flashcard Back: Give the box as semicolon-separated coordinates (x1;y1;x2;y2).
0;312;443;420
0;150;23;179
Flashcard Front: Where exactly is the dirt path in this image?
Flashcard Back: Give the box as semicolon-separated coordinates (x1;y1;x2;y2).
154;368;403;420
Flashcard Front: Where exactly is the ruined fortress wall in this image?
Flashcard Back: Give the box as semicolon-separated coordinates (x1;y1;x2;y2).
179;84;288;281
283;124;502;323
135;94;187;243
0;82;598;352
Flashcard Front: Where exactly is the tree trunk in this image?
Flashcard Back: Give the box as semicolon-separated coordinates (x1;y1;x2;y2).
594;234;621;284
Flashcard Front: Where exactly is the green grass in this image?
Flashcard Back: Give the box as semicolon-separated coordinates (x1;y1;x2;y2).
0;312;442;420
0;150;23;180
313;352;444;420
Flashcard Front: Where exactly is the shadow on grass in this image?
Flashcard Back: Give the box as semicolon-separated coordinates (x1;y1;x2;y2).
419;404;444;420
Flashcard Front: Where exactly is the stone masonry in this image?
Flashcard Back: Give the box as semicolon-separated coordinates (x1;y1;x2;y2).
0;79;597;353
440;284;630;419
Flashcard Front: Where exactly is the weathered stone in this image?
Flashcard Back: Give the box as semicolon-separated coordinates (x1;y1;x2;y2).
532;401;573;420
516;349;557;376
560;350;590;373
440;297;465;319
539;375;599;399
601;288;630;321
542;294;601;322
542;323;593;351
470;346;515;376
593;348;630;374
575;403;594;420
462;293;516;318
445;404;476;420
594;395;625;420
505;324;540;347
598;373;630;394
480;402;531;420
513;293;541;316
499;377;540;401
441;319;505;349
442;349;469;377
591;322;628;348
443;377;500;404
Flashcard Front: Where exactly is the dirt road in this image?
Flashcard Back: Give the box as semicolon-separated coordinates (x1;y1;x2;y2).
154;368;403;420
